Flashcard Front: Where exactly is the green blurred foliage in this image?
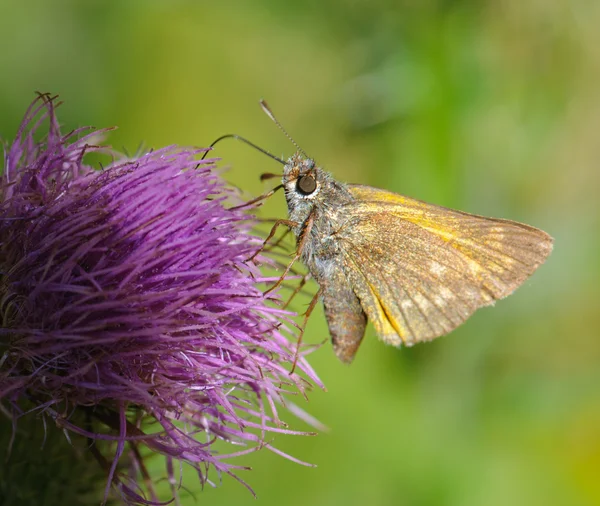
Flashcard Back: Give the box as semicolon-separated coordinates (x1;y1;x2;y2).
0;411;117;506
1;1;598;505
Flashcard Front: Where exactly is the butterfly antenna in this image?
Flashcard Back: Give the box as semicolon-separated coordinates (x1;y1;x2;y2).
260;100;310;159
201;134;286;165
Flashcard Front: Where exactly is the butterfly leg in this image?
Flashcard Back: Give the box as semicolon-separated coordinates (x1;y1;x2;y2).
264;226;292;254
230;184;284;211
290;286;324;374
283;272;311;309
263;213;314;296
248;219;299;263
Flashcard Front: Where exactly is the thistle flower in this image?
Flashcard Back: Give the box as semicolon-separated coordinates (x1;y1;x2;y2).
0;94;322;505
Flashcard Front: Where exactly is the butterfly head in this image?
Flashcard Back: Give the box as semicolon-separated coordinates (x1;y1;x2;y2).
282;152;324;201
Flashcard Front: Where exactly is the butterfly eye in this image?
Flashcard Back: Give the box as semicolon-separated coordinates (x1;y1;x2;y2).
297;175;317;195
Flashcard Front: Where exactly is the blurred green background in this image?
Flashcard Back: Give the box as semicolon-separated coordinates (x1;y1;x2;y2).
1;1;598;505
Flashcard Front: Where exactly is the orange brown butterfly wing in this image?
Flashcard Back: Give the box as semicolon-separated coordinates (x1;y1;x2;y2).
335;185;553;347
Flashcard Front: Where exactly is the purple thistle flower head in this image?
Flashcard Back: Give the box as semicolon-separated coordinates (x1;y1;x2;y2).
0;94;322;505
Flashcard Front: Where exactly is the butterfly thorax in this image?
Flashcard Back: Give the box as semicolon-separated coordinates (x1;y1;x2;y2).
283;153;355;282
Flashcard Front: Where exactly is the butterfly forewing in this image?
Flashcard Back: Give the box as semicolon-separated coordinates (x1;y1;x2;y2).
338;185;554;346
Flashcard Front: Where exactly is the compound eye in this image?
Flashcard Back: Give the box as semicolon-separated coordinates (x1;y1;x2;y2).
297;175;317;195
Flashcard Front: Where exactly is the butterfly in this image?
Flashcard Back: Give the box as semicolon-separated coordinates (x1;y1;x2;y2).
210;101;554;364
